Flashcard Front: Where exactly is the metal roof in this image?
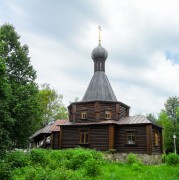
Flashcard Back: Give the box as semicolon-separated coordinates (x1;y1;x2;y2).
61;115;156;126
31;119;68;140
82;71;117;102
118;115;152;124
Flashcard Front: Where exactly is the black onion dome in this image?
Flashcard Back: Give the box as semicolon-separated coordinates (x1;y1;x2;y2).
91;43;108;61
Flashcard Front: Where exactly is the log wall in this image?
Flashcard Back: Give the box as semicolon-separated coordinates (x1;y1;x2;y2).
61;125;109;151
115;125;147;154
68;101;129;123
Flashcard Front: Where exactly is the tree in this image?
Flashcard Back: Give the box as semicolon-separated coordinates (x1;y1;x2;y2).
0;24;42;148
157;96;179;153
157;111;175;153
164;96;179;125
0;58;13;157
38;83;68;125
146;113;157;123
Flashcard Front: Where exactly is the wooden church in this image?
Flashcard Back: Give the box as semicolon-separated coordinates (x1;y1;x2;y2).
58;32;163;155
31;29;163;155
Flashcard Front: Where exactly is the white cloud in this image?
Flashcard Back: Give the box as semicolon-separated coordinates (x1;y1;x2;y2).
1;0;179;115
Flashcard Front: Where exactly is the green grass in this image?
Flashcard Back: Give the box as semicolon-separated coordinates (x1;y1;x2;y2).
99;162;179;180
1;148;179;180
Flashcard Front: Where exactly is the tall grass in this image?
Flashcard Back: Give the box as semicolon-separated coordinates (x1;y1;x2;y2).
0;148;179;180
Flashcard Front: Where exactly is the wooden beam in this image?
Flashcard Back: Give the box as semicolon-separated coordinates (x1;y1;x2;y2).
160;129;163;154
72;104;76;123
126;108;129;116
59;127;63;149
146;125;152;155
51;134;53;149
116;104;120;120
109;125;115;149
95;102;100;120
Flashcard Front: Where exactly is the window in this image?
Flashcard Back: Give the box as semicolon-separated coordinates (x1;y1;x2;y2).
81;110;87;119
79;130;89;144
154;131;159;146
127;131;135;144
105;110;112;119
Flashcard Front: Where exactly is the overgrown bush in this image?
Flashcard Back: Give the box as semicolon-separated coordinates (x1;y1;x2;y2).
30;148;49;166
4;148;104;179
68;150;93;170
85;158;102;177
0;161;12;180
131;163;142;171
127;153;139;165
166;153;179;166
162;153;167;163
5;150;30;168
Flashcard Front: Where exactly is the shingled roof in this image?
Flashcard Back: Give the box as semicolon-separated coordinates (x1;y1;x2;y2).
82;71;117;102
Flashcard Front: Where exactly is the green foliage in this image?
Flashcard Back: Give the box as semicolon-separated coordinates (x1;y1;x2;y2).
157;111;175;153
127;153;140;165
38;83;68;125
0;58;13;157
0;24;42;148
146;113;157;122
131;163;142;172
85;158;102;177
164;96;179;122
5;150;30;168
0;161;12;180
30;148;49;166
2;148;179;180
100;162;179;180
162;153;167;163
156;96;179;153
166;153;179;166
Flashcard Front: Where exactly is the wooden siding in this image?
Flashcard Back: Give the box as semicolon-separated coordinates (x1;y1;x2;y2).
52;132;60;149
68;101;129;123
90;126;109;151
152;126;163;154
61;125;109;151
146;125;152;155
119;105;128;118
115;125;147;154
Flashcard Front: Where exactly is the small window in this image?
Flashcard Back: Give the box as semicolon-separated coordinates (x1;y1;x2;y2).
127;131;135;144
154;131;159;146
79;130;89;144
81;110;87;119
105;110;112;119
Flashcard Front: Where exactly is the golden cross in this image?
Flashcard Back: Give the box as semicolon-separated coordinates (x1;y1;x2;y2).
98;25;102;43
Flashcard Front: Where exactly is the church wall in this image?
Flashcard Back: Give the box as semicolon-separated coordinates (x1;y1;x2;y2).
119;105;128;118
68;101;129;123
51;132;60;149
61;125;109;151
115;125;147;154
151;126;163;154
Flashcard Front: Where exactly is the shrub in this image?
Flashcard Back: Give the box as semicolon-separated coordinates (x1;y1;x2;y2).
68;151;93;170
127;153;138;165
0;161;12;180
85;158;102;177
30;148;49;166
131;163;142;171
5;150;30;168
162;153;167;163
166;153;179;166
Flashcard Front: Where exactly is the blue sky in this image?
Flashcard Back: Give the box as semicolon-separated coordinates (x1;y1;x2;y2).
1;0;179;115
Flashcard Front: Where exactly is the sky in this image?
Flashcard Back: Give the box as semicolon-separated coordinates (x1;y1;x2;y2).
1;0;179;116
